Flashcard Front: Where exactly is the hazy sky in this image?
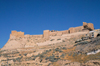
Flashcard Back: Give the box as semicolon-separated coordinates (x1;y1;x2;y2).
0;0;100;48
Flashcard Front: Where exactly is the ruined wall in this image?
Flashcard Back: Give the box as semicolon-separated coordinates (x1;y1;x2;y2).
10;31;24;39
83;22;94;30
25;35;43;38
69;26;83;33
2;22;95;50
43;30;69;38
10;22;94;39
61;30;69;34
49;31;57;36
56;30;69;36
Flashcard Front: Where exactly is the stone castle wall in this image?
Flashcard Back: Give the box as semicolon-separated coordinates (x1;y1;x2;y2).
9;22;94;39
83;22;94;30
2;22;94;50
43;22;94;38
10;31;24;39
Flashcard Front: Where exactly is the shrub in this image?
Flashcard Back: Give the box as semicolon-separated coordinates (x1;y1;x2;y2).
39;54;44;58
32;54;41;60
13;59;16;62
9;64;11;66
62;40;65;42
16;57;21;62
40;58;42;62
19;54;21;56
62;47;67;50
27;40;29;42
53;51;55;53
25;57;32;61
55;48;62;52
72;53;76;57
74;41;88;46
1;60;6;61
12;52;19;54
24;53;27;56
19;37;22;39
32;57;36;60
56;56;59;58
48;63;52;66
36;53;40;57
45;55;59;62
46;50;49;52
60;54;65;58
68;53;72;56
49;49;51;51
42;52;47;54
57;38;61;40
50;39;54;41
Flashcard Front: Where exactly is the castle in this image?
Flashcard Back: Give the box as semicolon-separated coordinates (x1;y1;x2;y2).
2;22;94;50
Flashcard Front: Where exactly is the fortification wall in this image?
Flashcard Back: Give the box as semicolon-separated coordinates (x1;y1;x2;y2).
69;26;83;33
2;22;95;50
25;35;43;38
43;22;94;38
10;31;24;39
43;30;69;38
9;22;94;39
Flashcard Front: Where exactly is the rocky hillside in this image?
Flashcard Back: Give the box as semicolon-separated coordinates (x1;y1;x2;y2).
0;36;100;66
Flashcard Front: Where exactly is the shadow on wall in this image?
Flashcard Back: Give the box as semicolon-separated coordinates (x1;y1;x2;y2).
97;34;100;37
83;25;93;31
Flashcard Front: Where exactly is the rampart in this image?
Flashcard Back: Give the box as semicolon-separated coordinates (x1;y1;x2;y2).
10;31;24;39
9;22;94;39
2;22;94;50
43;22;94;38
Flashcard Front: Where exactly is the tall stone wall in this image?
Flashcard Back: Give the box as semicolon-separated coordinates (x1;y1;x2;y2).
43;30;70;38
2;22;95;50
10;30;24;39
43;22;94;38
49;31;57;36
69;26;84;33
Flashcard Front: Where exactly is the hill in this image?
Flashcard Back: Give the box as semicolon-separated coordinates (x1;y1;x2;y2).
1;22;100;66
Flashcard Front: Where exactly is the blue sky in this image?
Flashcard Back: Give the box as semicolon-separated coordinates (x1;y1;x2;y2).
0;0;100;48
